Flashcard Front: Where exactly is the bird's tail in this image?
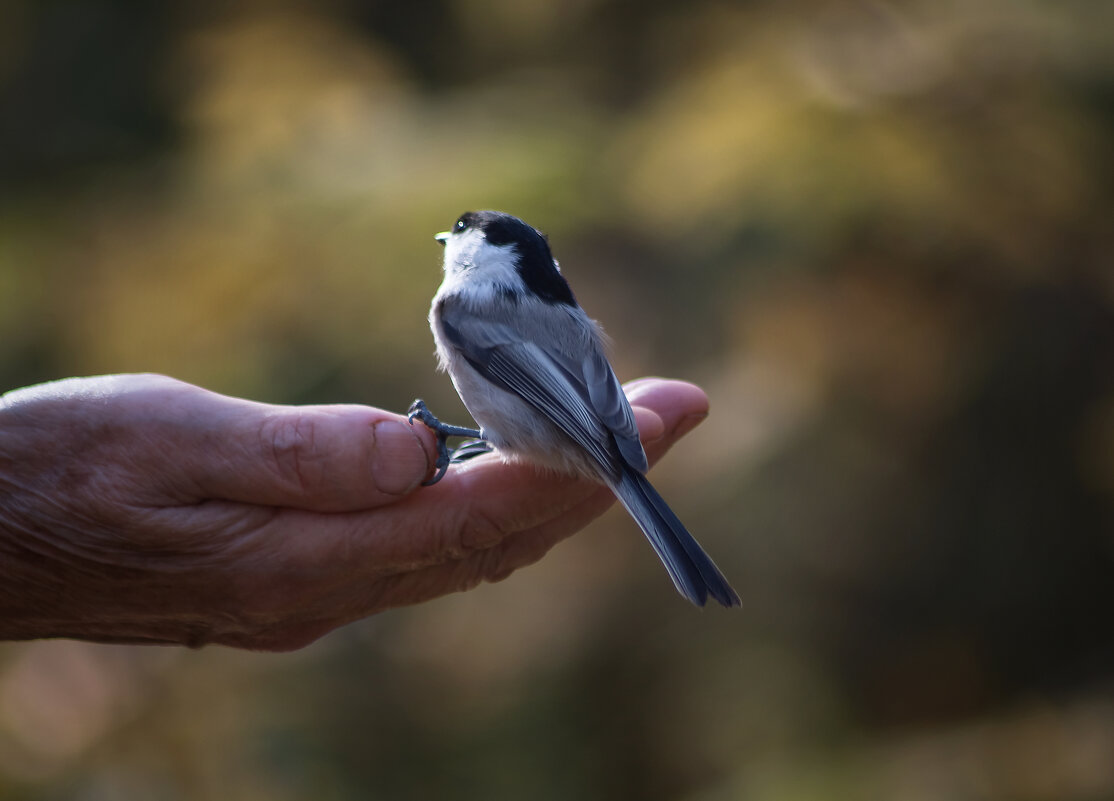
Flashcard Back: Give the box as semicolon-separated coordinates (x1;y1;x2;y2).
611;466;740;608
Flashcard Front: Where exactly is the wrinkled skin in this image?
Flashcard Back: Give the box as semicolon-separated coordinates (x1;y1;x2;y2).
0;374;709;651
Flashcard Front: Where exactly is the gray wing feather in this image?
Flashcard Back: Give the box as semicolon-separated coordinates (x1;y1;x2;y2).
579;348;647;472
439;299;646;476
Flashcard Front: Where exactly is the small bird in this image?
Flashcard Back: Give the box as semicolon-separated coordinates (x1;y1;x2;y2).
409;210;739;608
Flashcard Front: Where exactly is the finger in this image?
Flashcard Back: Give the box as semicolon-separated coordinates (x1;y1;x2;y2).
119;379;440;511
191;401;440;511
326;378;711;571
624;378;710;441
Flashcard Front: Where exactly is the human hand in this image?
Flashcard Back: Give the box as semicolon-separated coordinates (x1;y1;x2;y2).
0;374;708;651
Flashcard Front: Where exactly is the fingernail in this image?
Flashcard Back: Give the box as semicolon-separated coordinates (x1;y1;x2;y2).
371;420;432;494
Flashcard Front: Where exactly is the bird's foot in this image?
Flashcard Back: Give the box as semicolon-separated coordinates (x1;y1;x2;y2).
407;399;487;485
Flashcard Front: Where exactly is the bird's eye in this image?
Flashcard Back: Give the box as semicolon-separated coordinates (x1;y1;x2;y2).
454;218;468;232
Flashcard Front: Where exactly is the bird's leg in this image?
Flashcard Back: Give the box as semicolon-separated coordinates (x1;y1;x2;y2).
406;399;490;485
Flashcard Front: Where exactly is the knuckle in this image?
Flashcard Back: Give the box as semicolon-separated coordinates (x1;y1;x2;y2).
442;546;511;595
439;509;522;589
259;412;322;493
419;506;513;588
216;573;304;638
453;506;510;554
476;544;516;585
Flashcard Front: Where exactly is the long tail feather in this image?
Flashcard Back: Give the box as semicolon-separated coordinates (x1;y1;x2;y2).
612;466;740;608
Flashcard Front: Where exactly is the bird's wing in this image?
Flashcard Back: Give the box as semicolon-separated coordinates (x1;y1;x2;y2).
439;297;647;477
573;341;647;472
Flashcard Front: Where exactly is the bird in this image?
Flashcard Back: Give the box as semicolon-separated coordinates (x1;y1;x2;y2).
408;210;739;608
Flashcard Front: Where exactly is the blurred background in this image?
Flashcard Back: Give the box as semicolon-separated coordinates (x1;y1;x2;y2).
2;0;1113;798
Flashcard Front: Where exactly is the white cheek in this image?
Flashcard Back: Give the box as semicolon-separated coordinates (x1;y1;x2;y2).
438;231;521;297
441;228;481;270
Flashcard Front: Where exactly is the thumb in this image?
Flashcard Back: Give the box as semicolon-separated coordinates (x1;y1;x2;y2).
130;380;440;511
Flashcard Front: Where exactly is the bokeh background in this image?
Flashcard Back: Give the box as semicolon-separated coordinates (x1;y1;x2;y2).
2;0;1114;798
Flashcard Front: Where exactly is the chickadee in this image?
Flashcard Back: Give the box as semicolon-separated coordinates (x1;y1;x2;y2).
408;210;739;608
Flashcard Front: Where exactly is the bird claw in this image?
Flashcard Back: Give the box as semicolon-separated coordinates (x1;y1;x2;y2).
407;399;487;485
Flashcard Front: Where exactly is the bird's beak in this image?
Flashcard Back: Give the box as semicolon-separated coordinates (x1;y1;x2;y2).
434;231;450;245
